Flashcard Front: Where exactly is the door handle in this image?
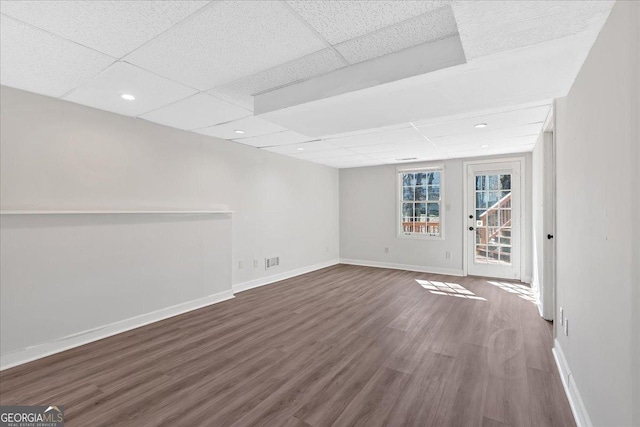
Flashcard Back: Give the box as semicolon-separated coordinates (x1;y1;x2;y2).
547;234;554;239
469;226;474;231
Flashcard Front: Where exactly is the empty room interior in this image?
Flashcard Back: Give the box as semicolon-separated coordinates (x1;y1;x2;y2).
0;1;638;426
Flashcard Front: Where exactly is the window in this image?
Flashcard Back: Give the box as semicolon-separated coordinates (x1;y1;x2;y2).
398;167;443;238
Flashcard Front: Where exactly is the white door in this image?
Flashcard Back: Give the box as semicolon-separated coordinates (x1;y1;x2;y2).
466;161;521;280
542;131;556;320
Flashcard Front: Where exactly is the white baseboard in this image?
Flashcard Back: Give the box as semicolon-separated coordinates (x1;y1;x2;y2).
552;339;592;427
0;289;235;371
339;258;464;277
232;259;339;293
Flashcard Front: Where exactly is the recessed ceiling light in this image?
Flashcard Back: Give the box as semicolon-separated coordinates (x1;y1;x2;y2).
120;93;135;101
475;123;488;128
297;147;304;151
480;144;490;148
234;130;245;134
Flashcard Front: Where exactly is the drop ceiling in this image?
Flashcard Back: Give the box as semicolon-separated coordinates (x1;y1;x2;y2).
0;0;614;168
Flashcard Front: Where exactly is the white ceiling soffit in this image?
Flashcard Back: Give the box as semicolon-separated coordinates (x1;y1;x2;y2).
209;48;348;111
254;35;466;120
257;29;598;137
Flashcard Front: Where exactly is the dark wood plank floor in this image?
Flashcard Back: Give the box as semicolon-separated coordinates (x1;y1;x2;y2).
0;264;575;427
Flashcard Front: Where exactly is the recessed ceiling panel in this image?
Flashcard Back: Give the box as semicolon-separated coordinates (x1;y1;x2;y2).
195;116;286;140
335;6;458;64
0;15;114;97
125;1;326;90
209;48;347;111
453;0;614;59
0;0;210;58
233;130;313;148
64;62;197;116
287;0;451;44
140;93;250;130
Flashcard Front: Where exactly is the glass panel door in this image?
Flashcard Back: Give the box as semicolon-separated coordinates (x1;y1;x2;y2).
474;173;512;266
466;161;521;280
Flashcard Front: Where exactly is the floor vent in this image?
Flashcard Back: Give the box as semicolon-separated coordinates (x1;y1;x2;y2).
265;256;280;270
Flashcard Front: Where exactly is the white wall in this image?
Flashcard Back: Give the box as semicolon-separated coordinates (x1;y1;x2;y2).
554;1;639;425
339;154;532;279
0;86;339;364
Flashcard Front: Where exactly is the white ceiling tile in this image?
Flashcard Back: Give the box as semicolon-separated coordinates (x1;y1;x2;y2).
428;123;543;147
263;141;342;155
438;135;539;152
325;126;425;148
209;48;347;110
453;0;615;60
0;1;210;58
335;7;458;64
348;140;439;155
367;149;444;160
317;157;384;168
233;131;313;148
414;105;551;136
444;144;535;160
290;148;357;160
140;93;250;130
287;0;452;44
195;116;286;140
63;62;197;116
125;1;326;90
0;15;115;97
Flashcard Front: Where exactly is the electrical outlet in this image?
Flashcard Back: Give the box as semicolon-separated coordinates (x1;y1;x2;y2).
559;307;564;325
384;247;389;254
564;318;569;336
253;259;258;268
445;251;451;259
326;246;329;252
238;260;243;269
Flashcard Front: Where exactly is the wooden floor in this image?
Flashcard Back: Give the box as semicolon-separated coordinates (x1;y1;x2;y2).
0;265;574;427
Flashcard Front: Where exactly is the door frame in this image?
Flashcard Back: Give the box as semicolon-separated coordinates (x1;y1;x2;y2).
462;156;527;281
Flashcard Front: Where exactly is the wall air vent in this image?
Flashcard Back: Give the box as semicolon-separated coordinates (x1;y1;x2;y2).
265;256;280;270
397;157;418;162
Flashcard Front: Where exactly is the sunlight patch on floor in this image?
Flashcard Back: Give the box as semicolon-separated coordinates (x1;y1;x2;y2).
487;281;536;303
416;279;486;301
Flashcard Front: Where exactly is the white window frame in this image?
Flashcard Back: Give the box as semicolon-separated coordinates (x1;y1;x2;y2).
396;164;445;240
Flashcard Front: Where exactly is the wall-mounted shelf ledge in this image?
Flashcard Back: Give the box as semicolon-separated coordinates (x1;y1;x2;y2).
0;210;234;215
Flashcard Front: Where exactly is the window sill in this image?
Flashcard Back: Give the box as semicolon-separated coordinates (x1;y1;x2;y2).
397;233;444;241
